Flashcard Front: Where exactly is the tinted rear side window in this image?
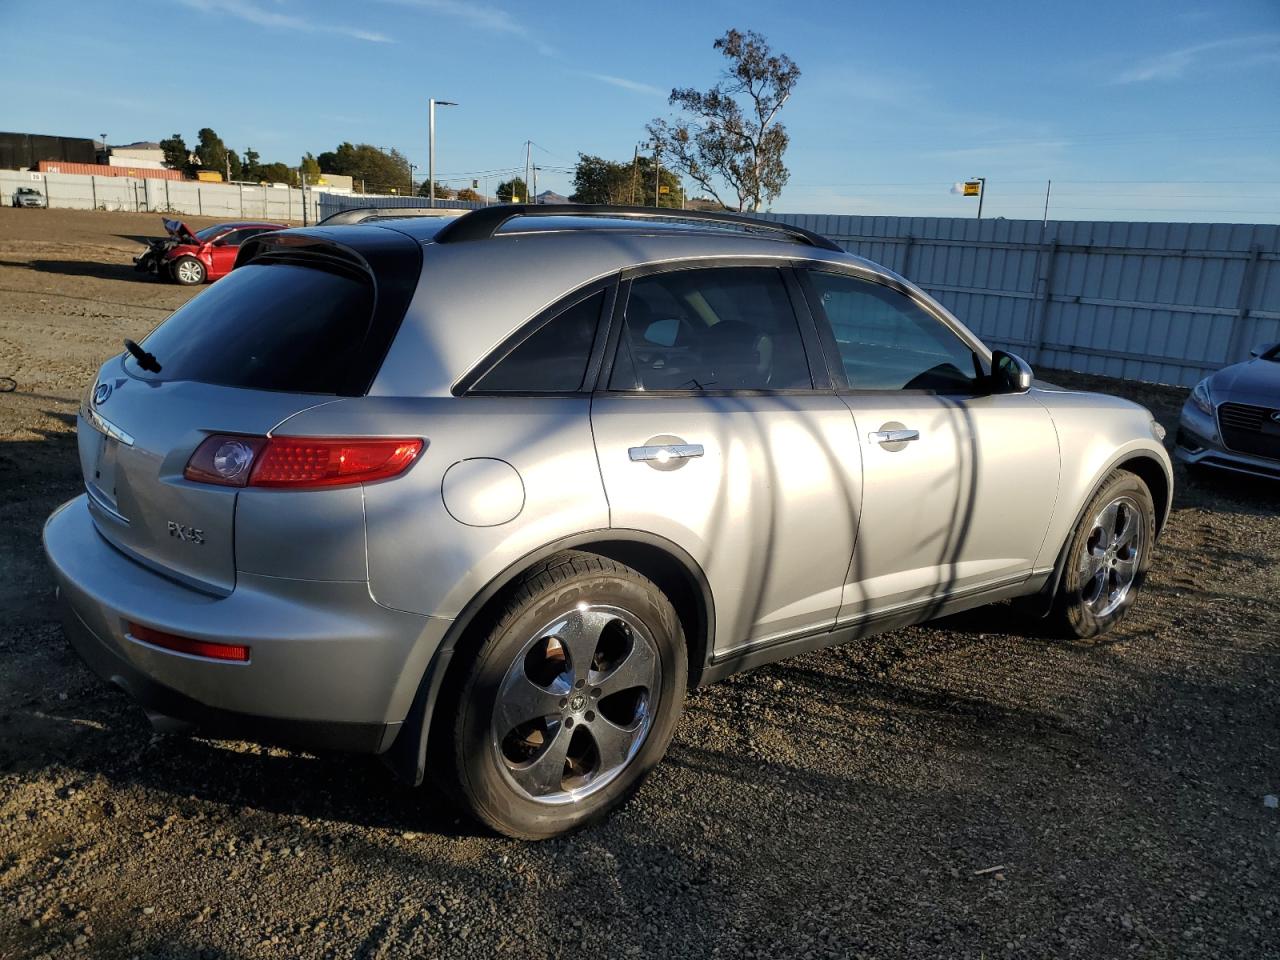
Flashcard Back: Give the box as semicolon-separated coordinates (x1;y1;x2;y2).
471;290;604;393
127;262;374;394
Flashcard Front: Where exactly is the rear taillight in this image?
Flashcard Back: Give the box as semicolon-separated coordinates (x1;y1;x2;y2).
127;622;250;663
183;435;422;488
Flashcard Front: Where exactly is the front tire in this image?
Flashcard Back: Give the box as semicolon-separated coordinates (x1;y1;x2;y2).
170;255;206;285
445;552;687;839
1049;470;1156;639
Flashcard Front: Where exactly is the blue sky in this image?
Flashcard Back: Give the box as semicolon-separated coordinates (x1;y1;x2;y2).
2;0;1278;222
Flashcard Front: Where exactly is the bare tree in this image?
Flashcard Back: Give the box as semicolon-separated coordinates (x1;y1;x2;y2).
648;29;799;212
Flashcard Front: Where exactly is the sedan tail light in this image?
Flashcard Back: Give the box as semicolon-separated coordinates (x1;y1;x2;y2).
184;435;423;488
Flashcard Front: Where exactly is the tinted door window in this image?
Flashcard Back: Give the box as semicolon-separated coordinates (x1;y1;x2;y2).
126;262;374;394
472;290;604;392
808;272;979;392
610;267;811;391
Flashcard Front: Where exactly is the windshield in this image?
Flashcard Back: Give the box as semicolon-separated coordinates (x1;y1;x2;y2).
194;225;226;242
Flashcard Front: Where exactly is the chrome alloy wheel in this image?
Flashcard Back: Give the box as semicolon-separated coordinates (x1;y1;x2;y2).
1079;495;1145;618
176;260;204;283
491;604;660;804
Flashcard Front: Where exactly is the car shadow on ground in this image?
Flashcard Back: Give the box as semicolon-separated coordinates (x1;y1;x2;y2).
23;258;163;284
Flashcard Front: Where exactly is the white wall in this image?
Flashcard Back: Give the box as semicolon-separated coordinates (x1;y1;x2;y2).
1;168;339;222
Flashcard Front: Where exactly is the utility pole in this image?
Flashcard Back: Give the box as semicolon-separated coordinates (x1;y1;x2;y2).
1042;179;1052;227
630;144;640;205
301;171;307;227
429;98;458;207
652;142;661;208
409;163;417;198
524;140;532;204
532;165;539;204
974;176;987;219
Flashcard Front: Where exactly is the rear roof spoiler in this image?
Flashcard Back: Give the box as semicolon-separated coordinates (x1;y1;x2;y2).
431;203;844;252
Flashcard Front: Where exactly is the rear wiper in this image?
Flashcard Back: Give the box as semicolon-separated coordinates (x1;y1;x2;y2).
123;338;161;373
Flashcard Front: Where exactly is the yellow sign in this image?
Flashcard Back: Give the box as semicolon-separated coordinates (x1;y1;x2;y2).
658;185;670;194
963;180;981;197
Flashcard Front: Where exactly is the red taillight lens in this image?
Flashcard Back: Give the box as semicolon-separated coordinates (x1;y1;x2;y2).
127;622;250;663
250;437;423;487
184;435;422;489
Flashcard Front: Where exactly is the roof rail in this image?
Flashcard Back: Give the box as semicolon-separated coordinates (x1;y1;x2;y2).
317;206;467;226
431;203;844;252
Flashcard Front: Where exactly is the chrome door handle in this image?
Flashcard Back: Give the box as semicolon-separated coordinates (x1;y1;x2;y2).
629;443;704;462
868;429;920;444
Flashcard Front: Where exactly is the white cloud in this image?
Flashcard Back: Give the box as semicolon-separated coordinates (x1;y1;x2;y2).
582;72;665;96
375;0;556;55
1110;33;1280;84
179;0;393;42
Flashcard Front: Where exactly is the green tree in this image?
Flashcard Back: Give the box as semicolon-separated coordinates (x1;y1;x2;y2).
299;153;321;184
648;28;799;211
571;153;682;206
194;128;233;180
416;180;455;199
316;142;411;194
159;133;189;172
242;147;261;181
257;162;293;184
496;177;528;203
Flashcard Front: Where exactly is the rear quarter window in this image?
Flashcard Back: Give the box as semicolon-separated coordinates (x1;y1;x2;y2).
127;261;375;394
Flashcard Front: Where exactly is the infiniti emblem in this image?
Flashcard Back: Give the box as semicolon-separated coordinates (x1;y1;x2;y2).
92;382;111;406
1272;411;1280;424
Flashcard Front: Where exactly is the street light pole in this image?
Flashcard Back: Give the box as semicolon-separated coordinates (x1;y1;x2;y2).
972;176;987;220
428;98;457;208
409;163;417;198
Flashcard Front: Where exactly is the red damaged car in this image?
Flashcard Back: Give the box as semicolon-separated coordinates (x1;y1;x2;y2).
134;218;285;285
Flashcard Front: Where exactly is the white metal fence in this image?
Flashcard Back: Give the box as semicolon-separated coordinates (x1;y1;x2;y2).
767;213;1280;387
2;168;326;222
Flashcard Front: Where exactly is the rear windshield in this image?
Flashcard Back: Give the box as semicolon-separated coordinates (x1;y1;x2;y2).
126;262;374;394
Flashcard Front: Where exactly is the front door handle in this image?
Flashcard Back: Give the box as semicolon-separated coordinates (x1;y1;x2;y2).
629;443;704;463
868;428;920;444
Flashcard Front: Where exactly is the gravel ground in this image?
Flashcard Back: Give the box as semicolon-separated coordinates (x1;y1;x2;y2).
1;208;1278;960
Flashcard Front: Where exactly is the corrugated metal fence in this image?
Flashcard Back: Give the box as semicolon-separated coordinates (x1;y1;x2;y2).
316;194;484;219
766;214;1280;387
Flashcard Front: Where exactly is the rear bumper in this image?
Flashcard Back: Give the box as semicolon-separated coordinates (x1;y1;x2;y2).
43;495;452;753
1176;403;1280;481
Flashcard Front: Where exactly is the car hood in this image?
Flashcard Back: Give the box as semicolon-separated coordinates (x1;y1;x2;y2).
1209;357;1280;407
162;217;201;245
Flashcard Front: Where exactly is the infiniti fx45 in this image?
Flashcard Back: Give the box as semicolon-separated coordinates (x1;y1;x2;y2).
45;205;1173;838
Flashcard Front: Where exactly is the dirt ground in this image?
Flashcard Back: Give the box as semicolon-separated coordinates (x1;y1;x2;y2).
0;207;1277;960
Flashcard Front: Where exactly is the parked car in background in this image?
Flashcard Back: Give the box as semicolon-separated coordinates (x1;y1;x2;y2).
1177;341;1280;480
11;186;46;208
46;205;1173;839
133;218;285;285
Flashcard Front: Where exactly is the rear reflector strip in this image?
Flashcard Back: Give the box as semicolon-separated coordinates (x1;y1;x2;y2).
126;622;250;663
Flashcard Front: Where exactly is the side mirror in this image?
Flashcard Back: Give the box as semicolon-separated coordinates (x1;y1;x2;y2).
990;350;1033;394
1249;341;1278;359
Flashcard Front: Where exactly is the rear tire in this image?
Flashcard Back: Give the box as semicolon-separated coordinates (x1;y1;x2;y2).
444;551;686;839
171;255;205;285
1049;470;1155;639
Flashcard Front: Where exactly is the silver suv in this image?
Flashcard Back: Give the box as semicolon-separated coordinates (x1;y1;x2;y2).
44;206;1173;838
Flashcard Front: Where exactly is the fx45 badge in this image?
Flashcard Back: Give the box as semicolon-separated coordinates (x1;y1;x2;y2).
167;521;206;545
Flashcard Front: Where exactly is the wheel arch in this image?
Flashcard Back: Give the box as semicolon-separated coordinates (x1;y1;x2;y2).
380;528;715;786
1032;447;1173;616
